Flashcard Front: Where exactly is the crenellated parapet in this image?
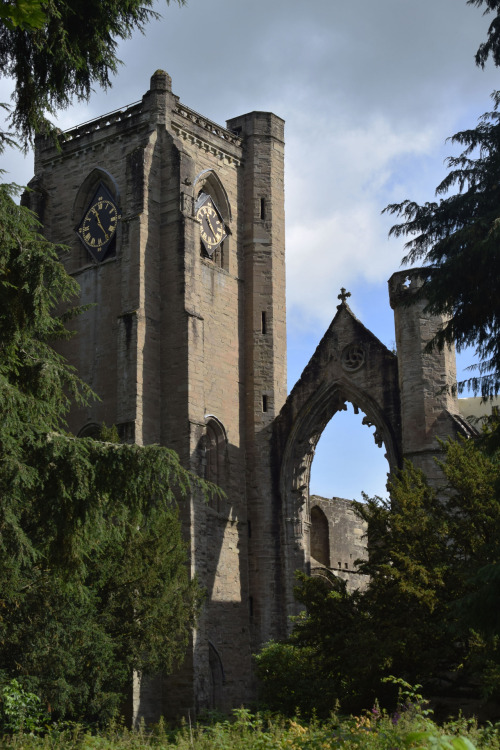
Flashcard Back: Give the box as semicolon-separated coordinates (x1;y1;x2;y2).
34;70;244;172
174;102;243;147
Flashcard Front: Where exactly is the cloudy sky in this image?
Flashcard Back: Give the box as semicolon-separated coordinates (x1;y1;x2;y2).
1;0;498;499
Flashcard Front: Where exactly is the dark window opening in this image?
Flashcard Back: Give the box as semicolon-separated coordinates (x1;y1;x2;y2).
208;642;225;709
261;311;267;334
260;197;266;220
262;395;268;412
310;506;330;567
203;418;227;510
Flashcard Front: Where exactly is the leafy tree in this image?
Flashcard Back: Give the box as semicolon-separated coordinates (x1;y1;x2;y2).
384;93;500;397
0;184;209;722
0;0;184;145
256;438;500;717
0;0;45;32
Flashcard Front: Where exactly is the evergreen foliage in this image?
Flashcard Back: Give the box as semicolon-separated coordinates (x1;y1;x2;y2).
468;0;500;68
0;184;207;722
0;0;184;145
256;438;500;717
384;94;500;396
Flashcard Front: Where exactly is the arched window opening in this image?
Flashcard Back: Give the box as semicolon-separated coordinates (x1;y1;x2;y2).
310;402;389;502
203;417;227;510
208;641;225;710
310;505;330;567
77;423;101;439
205;422;220;485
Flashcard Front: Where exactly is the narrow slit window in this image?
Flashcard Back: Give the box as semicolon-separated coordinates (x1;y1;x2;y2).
262;395;268;412
261;311;267;334
260;197;266;220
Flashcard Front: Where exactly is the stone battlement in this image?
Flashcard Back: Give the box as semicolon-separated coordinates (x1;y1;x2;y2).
174;102;242;147
62;101;143;143
35;69;243;169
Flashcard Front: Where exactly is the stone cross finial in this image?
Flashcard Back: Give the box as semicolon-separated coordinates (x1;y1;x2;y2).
338;287;351;305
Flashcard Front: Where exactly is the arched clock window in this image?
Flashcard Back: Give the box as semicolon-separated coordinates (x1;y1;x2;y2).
193;170;231;271
73;169;121;266
196;192;227;267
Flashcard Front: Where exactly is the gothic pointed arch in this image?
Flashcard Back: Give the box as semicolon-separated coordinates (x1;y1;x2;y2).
193;169;231;223
273;299;402;619
201;416;228;511
72;167;120;222
72;168;121;264
193;169;231;269
208;641;225;710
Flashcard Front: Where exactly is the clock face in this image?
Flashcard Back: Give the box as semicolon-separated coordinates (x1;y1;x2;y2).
77;183;120;262
196;194;227;256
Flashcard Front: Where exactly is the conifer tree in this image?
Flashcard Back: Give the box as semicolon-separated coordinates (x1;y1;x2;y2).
0;0;184;145
0;184;207;722
384;1;500;398
468;0;500;67
384;94;500;397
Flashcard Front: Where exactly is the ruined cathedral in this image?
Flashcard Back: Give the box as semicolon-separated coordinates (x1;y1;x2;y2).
26;71;477;720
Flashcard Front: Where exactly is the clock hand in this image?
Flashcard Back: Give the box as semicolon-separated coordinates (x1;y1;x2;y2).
205;215;216;238
207;214;220;238
93;209;109;239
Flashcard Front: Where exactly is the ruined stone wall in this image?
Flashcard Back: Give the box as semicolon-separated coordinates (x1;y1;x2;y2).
273;301;400;623
309;495;368;593
389;270;461;485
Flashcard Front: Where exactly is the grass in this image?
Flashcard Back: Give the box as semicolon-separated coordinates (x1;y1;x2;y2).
1;705;500;750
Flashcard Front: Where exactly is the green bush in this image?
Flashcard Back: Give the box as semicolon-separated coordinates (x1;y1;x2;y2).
0;678;49;734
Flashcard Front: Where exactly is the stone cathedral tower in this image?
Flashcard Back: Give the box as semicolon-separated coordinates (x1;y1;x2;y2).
27;71;472;722
29;70;287;718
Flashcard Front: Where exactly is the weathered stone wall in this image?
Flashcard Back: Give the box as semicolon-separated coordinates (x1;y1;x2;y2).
226;111;287;651
309;495;368;593
30;71;281;720
389;270;462;485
